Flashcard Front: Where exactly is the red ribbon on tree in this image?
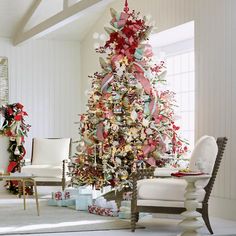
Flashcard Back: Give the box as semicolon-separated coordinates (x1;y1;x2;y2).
124;0;129;13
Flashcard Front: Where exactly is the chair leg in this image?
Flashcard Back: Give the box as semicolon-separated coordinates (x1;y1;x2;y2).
135;212;139;222
202;204;214;234
131;212;137;232
62;160;66;191
18;182;23;198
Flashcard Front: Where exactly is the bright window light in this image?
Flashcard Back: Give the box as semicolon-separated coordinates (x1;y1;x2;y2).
150;21;195;151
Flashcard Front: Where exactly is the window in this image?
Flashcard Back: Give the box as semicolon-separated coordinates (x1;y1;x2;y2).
150;22;195;151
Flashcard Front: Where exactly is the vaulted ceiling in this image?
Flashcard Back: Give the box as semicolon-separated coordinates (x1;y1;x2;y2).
0;0;115;44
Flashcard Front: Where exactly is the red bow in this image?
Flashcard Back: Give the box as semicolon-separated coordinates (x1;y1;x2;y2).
7;161;18;173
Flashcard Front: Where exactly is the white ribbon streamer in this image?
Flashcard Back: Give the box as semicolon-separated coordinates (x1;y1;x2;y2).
101;75;114;92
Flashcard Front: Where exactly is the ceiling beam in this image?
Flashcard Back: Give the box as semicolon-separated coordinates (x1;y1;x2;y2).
63;0;69;10
13;0;102;46
13;0;42;43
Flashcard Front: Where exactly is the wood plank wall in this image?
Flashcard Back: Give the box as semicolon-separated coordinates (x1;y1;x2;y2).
0;38;81;159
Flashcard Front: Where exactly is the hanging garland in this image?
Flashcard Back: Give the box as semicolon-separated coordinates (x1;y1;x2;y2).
0;103;30;194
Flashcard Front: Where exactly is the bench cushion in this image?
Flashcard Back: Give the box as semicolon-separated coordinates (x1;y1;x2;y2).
137;178;205;202
21;165;62;178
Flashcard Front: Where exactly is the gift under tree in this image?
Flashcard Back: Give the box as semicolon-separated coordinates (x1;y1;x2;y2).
71;0;188;191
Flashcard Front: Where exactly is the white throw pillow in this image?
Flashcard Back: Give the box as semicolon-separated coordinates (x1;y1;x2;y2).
189;135;218;175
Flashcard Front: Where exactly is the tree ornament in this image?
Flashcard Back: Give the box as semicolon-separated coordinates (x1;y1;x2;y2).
100;34;107;41
120;170;129;180
116;115;122;122
93;32;99;39
93;42;100;49
113;105;123;114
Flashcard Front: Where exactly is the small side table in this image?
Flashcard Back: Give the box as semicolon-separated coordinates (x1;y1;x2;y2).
0;174;39;216
178;174;211;236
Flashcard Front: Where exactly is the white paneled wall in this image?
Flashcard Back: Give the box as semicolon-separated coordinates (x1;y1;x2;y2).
0;38;81;160
81;0;236;220
195;0;234;220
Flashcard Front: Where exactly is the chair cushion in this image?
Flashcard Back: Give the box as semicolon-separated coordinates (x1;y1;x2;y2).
137;178;205;202
32;138;71;165
33;177;70;182
21;165;63;178
189;135;218;174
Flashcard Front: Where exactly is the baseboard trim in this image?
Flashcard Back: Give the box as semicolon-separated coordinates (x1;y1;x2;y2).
209;197;236;220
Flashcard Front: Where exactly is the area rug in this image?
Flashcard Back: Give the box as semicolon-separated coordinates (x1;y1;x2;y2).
0;198;142;235
1;197;236;236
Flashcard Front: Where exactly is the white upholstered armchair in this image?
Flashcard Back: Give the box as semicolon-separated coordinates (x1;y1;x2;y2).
21;138;72;190
131;136;227;234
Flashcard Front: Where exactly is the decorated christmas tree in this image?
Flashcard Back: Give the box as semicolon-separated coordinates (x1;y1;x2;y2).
70;1;188;190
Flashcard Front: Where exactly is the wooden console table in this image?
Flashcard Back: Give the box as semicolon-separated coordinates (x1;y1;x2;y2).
0;174;39;216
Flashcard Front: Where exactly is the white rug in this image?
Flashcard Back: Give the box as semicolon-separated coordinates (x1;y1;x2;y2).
0;197;141;235
1;194;236;236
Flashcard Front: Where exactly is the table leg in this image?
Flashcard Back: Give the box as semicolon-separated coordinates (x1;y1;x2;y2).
33;180;40;216
18;181;22;198
178;179;203;236
22;180;26;210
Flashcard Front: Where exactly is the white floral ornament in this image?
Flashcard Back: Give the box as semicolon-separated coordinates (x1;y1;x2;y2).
99;34;107;41
93;32;99;39
142;118;149;127
94;43;100;49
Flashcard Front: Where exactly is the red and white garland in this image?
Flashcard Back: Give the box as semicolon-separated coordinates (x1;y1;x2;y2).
0;103;30;193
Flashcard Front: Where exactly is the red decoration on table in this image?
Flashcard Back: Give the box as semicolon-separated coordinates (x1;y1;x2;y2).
171;171;204;177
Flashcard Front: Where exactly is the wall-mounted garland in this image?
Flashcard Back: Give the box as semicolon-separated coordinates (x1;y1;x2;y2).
0;103;30;194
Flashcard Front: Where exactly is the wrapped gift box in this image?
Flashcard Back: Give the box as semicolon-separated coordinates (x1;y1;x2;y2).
57;199;75;207
48;199;58;206
120;200;131;207
49;190;74;207
123;191;132;201
88;205;119;217
119;200;131;219
119;211;131;219
64;187;80;199
75;194;93;211
65;186;93;198
78;186;93;194
48;199;75;207
52;191;71;200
